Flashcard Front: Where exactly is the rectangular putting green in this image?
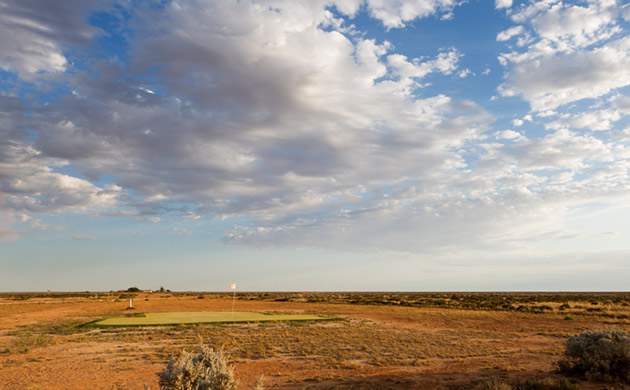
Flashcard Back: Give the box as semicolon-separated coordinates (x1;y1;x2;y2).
90;311;333;327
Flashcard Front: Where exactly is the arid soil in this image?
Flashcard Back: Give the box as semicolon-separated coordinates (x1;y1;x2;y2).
0;293;629;389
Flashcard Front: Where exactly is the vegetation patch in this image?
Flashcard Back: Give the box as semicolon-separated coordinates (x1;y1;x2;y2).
559;329;630;383
158;345;263;390
473;377;577;390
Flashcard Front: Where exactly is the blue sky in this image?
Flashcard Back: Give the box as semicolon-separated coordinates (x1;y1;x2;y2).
2;0;630;291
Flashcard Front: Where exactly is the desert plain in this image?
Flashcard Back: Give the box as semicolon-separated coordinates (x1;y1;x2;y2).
1;291;630;390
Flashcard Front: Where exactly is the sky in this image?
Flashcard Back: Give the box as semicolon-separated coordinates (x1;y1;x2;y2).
1;0;630;292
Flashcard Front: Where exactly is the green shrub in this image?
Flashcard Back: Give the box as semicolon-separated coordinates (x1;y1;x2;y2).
558;329;630;383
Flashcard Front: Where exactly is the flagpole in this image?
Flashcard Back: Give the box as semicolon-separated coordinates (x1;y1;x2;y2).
231;289;236;320
231;284;236;321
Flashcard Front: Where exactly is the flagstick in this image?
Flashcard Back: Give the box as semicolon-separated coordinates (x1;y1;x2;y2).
231;288;236;321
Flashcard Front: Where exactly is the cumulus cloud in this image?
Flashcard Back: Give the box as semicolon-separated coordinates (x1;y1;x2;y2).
361;0;460;28
14;1;484;224
0;0;106;80
491;128;623;171
387;48;463;89
0;141;120;214
495;0;512;10
495;129;524;140
0;0;491;253
498;1;630;111
500;36;630;111
568;109;622;131
1;0;630;261
457;68;472;78
613;95;630;114
497;25;524;42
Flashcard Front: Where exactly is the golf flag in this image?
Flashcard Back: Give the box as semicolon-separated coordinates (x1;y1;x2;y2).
230;283;236;290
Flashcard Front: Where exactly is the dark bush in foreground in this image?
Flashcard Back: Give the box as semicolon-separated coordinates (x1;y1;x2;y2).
559;329;630;383
158;345;264;390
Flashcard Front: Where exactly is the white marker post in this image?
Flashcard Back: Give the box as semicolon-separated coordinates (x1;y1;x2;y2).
230;283;236;320
129;298;133;309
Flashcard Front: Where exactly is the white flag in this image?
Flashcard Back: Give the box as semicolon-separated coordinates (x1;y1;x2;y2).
229;283;236;290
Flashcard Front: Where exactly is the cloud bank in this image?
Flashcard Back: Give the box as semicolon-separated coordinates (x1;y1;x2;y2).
0;0;629;262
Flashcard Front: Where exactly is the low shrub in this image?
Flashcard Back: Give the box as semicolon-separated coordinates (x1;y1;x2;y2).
158;345;264;390
158;346;238;390
473;378;576;390
512;378;576;390
474;378;512;390
558;329;630;383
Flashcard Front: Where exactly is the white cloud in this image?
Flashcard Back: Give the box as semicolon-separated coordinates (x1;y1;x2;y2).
387;48;462;88
0;0;104;80
457;68;472;78
536;110;557;118
361;0;460;28
529;2;621;49
0;142;120;214
498;1;630;111
569;109;622;131
0;0;495;255
495;0;512;10
2;0;630;262
496;128;624;171
25;0;484;227
497;25;524;42
499;36;630;111
495;129;524;140
613;95;630;114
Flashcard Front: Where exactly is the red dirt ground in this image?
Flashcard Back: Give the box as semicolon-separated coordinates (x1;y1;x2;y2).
0;294;626;389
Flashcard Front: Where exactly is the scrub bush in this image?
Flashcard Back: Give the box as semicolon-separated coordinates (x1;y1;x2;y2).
512;378;576;390
158;346;238;390
474;378;512;390
158;345;264;390
558;329;630;383
473;378;576;390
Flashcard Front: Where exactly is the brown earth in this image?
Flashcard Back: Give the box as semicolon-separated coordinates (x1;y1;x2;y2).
0;293;628;389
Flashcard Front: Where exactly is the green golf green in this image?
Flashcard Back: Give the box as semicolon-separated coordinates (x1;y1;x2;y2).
90;311;333;327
